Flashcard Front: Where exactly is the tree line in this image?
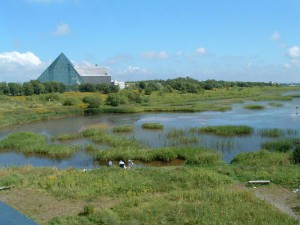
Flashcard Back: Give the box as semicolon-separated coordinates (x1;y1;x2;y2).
0;77;277;96
0;81;120;96
131;77;276;94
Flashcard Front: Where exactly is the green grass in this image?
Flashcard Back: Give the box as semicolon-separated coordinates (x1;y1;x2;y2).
261;139;294;153
141;122;164;129
165;129;199;145
89;146;222;165
0;132;78;158
112;125;134;133
52;133;81;141
197;125;253;136
268;102;284;107
231;150;300;188
259;128;299;139
259;128;285;138
243;104;265;110
0;165;298;225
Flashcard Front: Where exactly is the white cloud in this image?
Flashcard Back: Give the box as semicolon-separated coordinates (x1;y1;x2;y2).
121;66;149;74
196;47;207;55
111;65;152;81
0;51;46;82
287;46;300;58
0;51;42;66
141;51;168;59
52;23;70;36
271;31;281;41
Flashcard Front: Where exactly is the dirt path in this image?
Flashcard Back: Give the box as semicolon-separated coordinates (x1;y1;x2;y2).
248;185;300;220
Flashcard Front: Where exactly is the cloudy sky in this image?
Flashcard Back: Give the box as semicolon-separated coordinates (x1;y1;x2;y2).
1;0;300;83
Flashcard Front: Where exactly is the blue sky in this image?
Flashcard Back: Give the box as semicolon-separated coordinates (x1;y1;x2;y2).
1;0;300;83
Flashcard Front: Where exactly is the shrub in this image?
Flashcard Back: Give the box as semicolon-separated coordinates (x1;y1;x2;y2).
144;88;152;95
82;96;102;108
63;97;79;106
106;93;128;106
293;146;300;164
40;93;61;102
79;205;95;216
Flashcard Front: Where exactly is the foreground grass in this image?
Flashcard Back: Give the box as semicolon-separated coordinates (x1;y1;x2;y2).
0;163;298;225
231;150;300;188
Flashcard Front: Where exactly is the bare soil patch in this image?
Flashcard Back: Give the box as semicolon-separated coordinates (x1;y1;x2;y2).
248;184;300;220
0;188;118;224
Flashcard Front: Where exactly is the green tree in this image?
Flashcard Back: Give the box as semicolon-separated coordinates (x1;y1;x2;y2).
79;83;96;92
23;82;34;96
82;95;102;108
30;80;45;94
96;83;110;94
109;84;120;93
106;93;128;106
0;82;10;95
8;82;23;96
138;81;147;89
144;87;153;95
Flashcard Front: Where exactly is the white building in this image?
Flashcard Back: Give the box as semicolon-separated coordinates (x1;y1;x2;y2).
111;80;126;89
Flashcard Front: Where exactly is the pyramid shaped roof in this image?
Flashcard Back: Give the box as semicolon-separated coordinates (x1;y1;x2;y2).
38;53;84;85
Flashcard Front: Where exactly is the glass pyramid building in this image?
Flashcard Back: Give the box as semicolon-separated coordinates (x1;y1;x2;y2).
38;53;85;85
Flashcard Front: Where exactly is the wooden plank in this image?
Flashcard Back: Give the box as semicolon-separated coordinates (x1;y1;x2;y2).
248;180;270;184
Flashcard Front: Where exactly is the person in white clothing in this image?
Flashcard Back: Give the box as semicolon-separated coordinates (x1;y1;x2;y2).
119;160;126;169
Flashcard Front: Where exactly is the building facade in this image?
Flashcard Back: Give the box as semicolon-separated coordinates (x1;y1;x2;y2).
37;53;111;85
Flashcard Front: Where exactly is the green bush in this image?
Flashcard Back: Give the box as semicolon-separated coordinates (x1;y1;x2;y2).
82;96;102;108
106;93;128;106
63;97;79;106
79;205;95;216
293;146;300;164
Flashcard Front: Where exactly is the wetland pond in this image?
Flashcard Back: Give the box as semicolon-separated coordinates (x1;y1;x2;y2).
0;96;299;168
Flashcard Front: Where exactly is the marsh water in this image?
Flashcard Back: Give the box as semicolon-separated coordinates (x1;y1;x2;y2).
0;95;299;168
